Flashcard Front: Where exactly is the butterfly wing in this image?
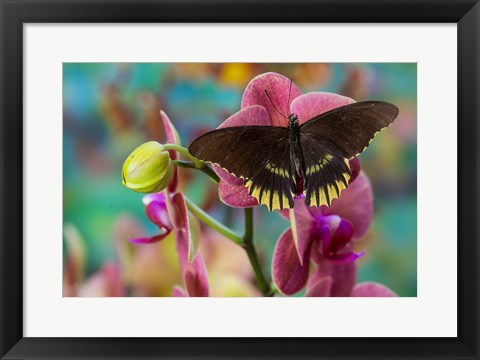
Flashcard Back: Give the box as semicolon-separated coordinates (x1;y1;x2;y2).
300;101;399;158
299;101;398;207
189;126;295;211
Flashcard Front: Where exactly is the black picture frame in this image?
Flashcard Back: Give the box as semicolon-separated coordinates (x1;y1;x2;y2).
1;1;479;359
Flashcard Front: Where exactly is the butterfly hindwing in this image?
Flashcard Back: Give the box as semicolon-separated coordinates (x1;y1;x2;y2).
188;126;295;211
300;133;352;207
300;101;399;159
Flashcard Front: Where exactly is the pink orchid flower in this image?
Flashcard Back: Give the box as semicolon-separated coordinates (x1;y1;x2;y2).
272;168;375;295
214;72;356;208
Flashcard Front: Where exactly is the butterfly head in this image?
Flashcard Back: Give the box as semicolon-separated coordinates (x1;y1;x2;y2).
288;114;299;128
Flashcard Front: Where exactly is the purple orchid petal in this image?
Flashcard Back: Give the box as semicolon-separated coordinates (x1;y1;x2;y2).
321;171;373;240
351;282;398;297
142;192;167;206
324;251;365;264
241;72;302;127
172;285;187;297
218;105;271;128
218;180;259;208
289;197;315;264
290;92;355;125
272;229;310;295
160;110;179;193
305;276;332;297
129;233;170;244
145;200;172;230
329;219;354;253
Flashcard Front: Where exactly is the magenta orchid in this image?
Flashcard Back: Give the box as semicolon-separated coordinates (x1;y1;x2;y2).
272;169;396;297
272;169;373;295
214;72;356;208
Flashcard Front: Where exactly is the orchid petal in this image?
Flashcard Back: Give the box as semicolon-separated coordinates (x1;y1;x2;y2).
218;105;271;128
160;110;180;193
329;219;354;253
165;192;188;230
272;229;310;295
351;282;398;297
242;72;302;127
172;285;187;297
289;197;315;264
218;180;259;208
305;276;332;297
330;262;357;297
321;171;373;239
324;251;365;264
145;200;172;230
184;255;210;297
213;165;244;186
129;233;170;244
290;92;355;125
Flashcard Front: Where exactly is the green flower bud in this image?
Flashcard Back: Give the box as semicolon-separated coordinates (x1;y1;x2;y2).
122;141;174;193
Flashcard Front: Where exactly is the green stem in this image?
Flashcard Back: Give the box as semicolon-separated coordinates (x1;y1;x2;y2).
173;160;219;184
184;197;243;246
164;143;203;168
242;208;274;297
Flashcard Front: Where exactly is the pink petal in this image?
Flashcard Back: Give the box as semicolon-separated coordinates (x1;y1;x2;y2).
165;192;188;230
217;105;271;128
241;72;302;127
129;233;170;244
351;282;398;297
184;255;210;297
289;197;315;264
348;157;361;184
218;180;259;208
172;285;187;297
330;262;357;297
325;251;364;264
213;165;244;186
160;110;179;193
145;200;172;230
176;230;209;297
305;276;332;297
312;256;357;297
321;171;373;239
272;229;310;295
290;92;355;125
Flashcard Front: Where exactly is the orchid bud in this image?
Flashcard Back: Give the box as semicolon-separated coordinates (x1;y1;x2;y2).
122;141;174;193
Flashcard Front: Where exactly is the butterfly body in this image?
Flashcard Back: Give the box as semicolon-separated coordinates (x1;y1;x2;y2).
189;101;399;211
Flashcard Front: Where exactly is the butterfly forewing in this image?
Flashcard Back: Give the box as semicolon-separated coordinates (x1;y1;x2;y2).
300;101;399;159
188;126;295;211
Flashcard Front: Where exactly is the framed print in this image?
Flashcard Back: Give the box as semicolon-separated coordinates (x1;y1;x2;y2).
1;0;479;359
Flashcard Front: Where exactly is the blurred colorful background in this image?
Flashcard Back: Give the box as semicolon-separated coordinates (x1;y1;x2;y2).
63;63;417;297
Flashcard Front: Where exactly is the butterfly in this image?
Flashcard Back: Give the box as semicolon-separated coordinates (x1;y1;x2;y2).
189;100;399;211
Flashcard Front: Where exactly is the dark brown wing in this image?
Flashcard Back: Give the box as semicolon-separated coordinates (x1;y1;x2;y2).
189;126;295;210
300;134;352;207
300;101;399;159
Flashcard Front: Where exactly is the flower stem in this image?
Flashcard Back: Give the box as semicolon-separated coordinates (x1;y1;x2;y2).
173;160;219;184
242;208;275;297
164;143;204;168
184;197;243;246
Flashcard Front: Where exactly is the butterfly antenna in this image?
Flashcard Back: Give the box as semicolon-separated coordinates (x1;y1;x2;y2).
286;78;293;115
264;90;288;119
